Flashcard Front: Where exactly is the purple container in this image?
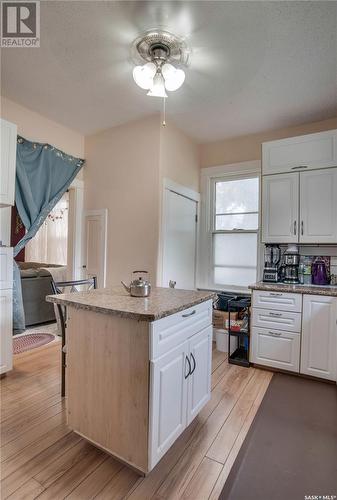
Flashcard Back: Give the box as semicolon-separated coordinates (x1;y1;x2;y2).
312;259;329;285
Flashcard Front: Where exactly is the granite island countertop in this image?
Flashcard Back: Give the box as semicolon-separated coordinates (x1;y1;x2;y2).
46;286;216;321
249;281;337;297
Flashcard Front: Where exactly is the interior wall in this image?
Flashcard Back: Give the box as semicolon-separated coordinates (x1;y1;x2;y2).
84;115;161;286
159;119;200;192
1;97;85;159
199;117;337;167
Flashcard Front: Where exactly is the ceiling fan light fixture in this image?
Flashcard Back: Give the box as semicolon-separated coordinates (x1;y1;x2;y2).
162;63;185;91
147;71;168;98
132;62;156;90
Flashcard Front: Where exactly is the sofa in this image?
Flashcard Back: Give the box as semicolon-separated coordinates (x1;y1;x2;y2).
18;262;66;327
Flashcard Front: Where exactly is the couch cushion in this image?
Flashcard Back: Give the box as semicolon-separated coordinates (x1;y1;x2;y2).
20;269;39;278
38;269;52;277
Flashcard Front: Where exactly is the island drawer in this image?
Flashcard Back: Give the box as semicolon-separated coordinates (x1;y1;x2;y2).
150;300;212;360
252;290;302;313
252;307;301;333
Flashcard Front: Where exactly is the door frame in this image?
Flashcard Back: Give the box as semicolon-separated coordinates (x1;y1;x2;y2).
83;208;108;288
157;178;200;288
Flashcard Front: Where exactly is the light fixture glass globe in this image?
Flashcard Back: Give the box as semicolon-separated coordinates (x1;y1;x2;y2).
133;62;156;90
162;63;185;91
147;71;168;98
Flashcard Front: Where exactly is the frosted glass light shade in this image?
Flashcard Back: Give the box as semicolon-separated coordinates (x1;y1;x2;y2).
147;72;168;97
162;63;185;91
133;62;156;90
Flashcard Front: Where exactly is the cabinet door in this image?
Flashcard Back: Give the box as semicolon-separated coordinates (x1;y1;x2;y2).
301;295;337;381
262;173;299;243
0;119;17;207
251;326;300;373
0;289;13;374
299;168;337;243
262;130;337;175
187;326;212;425
149;341;189;469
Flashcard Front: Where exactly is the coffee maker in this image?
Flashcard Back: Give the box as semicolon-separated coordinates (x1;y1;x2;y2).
263;245;281;282
281;245;300;284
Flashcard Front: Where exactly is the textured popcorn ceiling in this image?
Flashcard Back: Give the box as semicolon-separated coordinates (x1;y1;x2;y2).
2;1;337;141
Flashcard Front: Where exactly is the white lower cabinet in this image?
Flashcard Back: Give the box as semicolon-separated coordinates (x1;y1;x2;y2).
251;327;300;373
300;294;337;381
0;289;13;374
149;325;212;469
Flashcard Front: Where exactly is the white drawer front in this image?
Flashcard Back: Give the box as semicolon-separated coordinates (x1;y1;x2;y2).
251;327;300;372
150;300;212;360
252;307;301;333
253;290;302;313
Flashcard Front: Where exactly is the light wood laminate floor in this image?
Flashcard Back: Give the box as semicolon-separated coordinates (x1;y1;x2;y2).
1;340;272;500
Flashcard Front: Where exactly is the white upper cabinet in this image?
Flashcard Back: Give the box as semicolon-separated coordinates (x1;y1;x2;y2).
300;294;337;381
300;168;337;244
262;129;337;175
262;173;299;243
0;118;17;207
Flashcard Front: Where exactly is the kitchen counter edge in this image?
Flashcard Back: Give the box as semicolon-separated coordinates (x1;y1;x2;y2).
249;282;337;297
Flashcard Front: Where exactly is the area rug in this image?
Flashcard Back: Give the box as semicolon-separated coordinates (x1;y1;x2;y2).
220;373;337;500
13;333;55;354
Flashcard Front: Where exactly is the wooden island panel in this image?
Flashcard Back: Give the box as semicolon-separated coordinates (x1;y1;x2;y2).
66;307;150;472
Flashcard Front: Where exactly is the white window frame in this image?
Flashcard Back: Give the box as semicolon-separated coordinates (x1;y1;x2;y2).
198;160;263;293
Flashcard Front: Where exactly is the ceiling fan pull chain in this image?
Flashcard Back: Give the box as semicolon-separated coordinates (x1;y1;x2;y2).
162;96;166;127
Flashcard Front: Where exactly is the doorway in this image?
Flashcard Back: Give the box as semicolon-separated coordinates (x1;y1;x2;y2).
160;181;200;290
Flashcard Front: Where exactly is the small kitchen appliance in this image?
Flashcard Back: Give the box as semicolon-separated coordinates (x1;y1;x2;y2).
282;245;300;284
121;271;151;297
312;258;329;285
263;244;281;282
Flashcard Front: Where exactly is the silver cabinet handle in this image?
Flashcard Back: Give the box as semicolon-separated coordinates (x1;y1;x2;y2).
269;292;282;297
182;310;196;318
293;220;297;236
268;331;282;336
301;221;304;235
269;312;282;317
190;353;196;375
291;165;308;170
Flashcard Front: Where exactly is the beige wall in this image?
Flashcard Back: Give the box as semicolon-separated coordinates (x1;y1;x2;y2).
200;117;337;168
1;97;84;159
159;120;200;192
84;115;161;286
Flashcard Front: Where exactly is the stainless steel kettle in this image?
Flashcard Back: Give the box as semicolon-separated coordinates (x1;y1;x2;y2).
121;271;151;297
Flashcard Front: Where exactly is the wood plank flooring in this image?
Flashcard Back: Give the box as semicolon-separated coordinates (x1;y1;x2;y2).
1;339;272;499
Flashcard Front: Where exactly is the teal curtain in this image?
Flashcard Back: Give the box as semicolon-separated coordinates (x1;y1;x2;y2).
13;136;84;333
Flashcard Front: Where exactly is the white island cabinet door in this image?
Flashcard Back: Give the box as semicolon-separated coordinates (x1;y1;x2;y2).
262;173;299;243
0;289;13;374
299;168;337;244
187;326;212;425
301;294;337;381
149;341;189;469
0;119;17;207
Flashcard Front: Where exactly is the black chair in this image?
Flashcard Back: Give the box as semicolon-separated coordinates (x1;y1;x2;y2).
51;277;97;397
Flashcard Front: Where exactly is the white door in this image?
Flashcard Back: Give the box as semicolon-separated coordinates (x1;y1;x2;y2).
262;173;299;243
0;289;13;374
162;189;197;289
187;326;212;424
301;294;337;381
0;119;17;207
299;168;337;244
149;341;189;468
84;209;107;288
251;327;300;373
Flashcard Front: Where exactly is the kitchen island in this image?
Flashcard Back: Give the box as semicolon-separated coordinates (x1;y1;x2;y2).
47;287;215;474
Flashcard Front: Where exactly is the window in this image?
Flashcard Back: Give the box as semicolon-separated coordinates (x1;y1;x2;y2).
210;175;259;289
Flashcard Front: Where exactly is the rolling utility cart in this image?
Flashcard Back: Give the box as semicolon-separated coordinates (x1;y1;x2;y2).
227;297;251;367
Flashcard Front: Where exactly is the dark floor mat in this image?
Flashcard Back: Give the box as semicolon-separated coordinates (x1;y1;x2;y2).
220;373;337;500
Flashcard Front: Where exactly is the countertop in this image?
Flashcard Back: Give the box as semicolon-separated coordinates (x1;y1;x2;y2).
46;286;216;321
249;281;337;297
